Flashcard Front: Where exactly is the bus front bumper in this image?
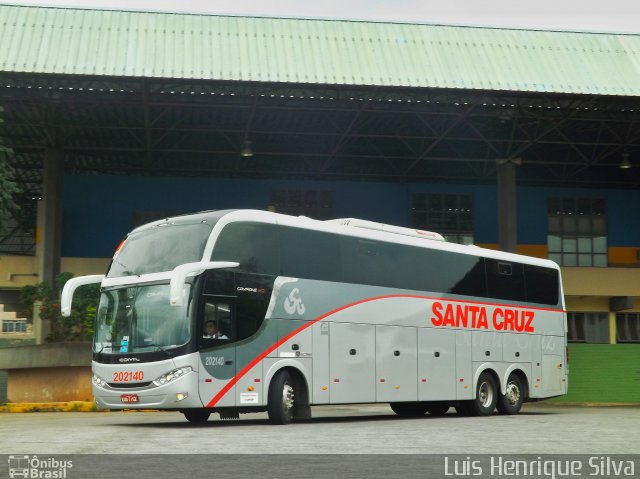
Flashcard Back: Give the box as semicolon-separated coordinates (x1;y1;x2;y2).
93;371;203;409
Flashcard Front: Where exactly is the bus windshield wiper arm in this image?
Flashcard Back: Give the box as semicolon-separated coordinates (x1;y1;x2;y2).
144;344;173;356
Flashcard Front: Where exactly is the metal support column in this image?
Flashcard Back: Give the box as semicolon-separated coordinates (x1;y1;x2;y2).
36;148;64;288
496;158;520;253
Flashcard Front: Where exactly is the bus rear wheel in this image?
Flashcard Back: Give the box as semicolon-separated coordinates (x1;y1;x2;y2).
470;372;498;416
497;373;524;415
267;370;295;425
183;409;211;423
390;402;428;416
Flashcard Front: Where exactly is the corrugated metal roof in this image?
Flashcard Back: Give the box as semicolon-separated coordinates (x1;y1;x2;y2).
1;4;640;95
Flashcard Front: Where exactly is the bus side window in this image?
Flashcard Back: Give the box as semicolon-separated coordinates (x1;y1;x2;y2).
524;265;559;306
211;222;279;275
280;227;341;282
202;301;232;340
486;259;526;302
236;299;267;340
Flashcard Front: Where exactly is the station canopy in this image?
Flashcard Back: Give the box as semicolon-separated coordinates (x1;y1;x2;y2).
0;4;640;252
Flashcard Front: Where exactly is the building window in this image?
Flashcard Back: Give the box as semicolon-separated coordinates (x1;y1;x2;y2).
567;312;609;343
412;193;473;244
270;189;335;220
616;313;640;343
547;197;607;267
1;321;27;333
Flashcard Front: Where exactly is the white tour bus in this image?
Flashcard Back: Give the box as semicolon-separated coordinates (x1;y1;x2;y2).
62;209;567;424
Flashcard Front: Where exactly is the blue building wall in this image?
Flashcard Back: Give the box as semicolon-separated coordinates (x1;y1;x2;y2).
62;175;640;257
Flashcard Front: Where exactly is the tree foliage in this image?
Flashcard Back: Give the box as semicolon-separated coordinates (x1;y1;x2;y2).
0;105;19;235
20;272;101;342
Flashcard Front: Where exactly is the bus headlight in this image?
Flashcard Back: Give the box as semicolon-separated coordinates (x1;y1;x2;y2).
93;374;109;388
153;366;193;386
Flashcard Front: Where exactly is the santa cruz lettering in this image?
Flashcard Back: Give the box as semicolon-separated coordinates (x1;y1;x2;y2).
431;301;535;332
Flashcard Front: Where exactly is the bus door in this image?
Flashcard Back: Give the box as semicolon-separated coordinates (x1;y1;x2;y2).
198;296;237;408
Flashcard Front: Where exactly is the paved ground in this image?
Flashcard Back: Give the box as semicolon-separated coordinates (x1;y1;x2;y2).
1;404;639;455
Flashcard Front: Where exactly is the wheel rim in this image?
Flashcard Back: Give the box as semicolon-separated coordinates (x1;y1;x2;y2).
478;381;493;408
282;383;294;411
505;381;521;406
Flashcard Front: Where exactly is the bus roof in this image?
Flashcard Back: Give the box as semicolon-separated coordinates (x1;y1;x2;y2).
129;209;238;234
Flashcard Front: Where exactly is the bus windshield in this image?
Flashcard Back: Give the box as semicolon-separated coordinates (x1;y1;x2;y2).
94;283;192;354
107;222;212;277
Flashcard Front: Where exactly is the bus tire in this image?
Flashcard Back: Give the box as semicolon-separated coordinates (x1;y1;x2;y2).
183;409;211;423
497;373;524;415
267;370;295;425
425;401;450;416
470;371;498;416
390;402;428;416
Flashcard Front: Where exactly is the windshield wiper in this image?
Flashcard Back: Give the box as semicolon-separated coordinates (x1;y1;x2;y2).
143;344;173;356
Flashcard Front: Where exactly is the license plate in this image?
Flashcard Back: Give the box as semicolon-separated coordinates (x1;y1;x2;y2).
120;394;139;404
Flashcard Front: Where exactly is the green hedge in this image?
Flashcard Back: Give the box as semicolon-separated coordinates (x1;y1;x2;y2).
551;344;640;403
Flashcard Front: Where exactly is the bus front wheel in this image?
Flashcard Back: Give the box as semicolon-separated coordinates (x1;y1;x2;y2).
267;370;295;425
183;409;211;423
497;373;524;415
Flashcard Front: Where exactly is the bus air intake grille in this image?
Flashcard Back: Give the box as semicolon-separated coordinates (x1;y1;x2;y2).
108;382;152;389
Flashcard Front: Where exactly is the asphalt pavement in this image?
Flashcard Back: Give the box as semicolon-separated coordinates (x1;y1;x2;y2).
1;403;639;455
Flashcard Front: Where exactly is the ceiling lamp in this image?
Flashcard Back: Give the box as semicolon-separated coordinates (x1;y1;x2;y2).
240;139;253;157
620;152;632;169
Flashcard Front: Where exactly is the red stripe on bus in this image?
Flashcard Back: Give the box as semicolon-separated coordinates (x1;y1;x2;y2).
205;294;565;407
205;295;381;407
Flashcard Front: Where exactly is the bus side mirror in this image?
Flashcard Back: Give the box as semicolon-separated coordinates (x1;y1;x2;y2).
60;275;105;317
169;261;239;307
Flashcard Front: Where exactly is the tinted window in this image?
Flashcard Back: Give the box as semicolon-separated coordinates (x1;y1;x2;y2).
280;227;341;282
108;223;212;277
211;222;279;275
342;237;387;287
210;221;558;306
525;265;560;306
486;259;526;302
236;296;269;340
447;255;487;297
201;271;272;342
406;247;486;296
342;236;487;296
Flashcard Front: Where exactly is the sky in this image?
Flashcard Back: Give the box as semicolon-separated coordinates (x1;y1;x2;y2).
2;0;639;33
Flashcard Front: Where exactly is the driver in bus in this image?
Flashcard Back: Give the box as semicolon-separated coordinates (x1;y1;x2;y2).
203;320;228;339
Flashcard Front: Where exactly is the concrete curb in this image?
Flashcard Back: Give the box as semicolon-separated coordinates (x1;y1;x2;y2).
0;401;97;413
